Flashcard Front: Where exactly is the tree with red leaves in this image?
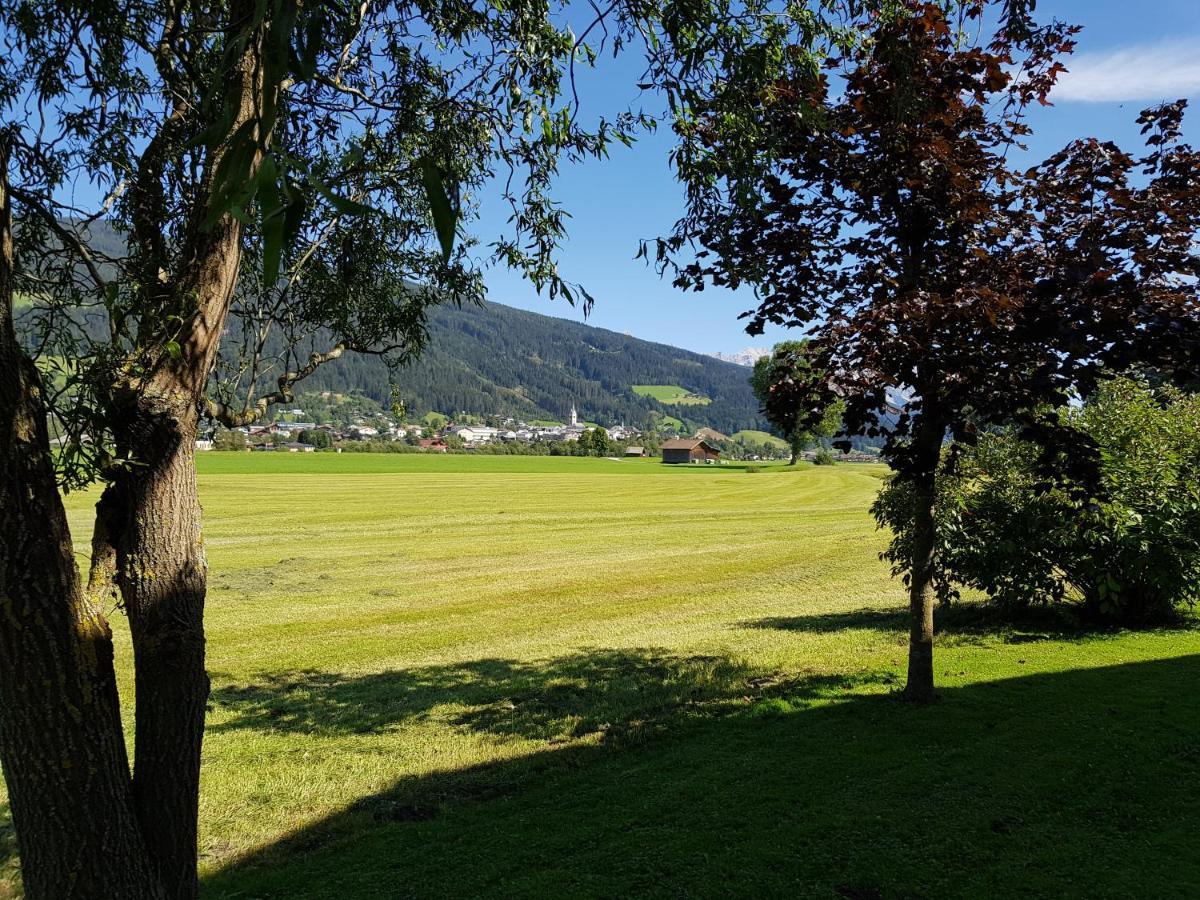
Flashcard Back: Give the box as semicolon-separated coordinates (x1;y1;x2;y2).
655;1;1200;701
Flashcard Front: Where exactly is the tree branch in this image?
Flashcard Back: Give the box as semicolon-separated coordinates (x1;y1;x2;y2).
8;187;109;292
203;341;350;426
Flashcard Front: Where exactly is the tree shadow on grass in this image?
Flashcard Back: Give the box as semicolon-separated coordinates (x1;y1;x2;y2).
203;652;1200;899
210;649;889;742
741;601;1197;644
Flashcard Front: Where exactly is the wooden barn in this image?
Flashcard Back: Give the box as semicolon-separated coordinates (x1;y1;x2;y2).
661;438;720;464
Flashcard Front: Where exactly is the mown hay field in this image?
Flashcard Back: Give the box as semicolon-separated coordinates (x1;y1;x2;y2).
3;454;1197;898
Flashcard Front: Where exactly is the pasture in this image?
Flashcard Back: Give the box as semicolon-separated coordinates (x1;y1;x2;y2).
3;454;1197;898
732;428;792;450
631;384;712;405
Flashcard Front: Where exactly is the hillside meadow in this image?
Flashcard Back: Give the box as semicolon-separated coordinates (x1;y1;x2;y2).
2;454;1197;897
631;384;712;405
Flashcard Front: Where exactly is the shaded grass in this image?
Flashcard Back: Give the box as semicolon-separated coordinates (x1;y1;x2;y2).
206;650;1200;899
744;600;1122;643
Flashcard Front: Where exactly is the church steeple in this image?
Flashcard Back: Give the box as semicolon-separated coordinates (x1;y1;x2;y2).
569;403;578;427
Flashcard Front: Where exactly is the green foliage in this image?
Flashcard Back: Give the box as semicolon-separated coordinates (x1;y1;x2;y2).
576;427;616;457
812;448;836;466
212;428;248;452
750;342;842;460
5;0;669;486
875;379;1200;625
298;429;332;450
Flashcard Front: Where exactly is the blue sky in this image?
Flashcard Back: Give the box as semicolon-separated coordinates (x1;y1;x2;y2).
473;0;1200;356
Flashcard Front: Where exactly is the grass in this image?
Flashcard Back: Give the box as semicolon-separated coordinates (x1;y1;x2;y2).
191;452;784;476
632;384;712;406
2;455;1197;897
656;414;686;432
733;428;791;450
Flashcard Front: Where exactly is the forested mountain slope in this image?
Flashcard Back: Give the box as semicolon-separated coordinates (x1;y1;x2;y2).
291;300;767;432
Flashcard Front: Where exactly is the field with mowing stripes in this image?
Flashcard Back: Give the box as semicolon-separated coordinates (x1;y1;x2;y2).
3;454;1196;898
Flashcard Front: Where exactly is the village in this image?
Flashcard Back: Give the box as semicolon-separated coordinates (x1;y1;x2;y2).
203;402;695;457
197;399;881;464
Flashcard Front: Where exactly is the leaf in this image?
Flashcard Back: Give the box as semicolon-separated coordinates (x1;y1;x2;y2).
259;155;285;285
420;160;458;263
281;184;308;249
304;172;374;217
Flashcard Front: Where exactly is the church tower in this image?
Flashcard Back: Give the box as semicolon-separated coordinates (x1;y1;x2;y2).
569;404;578;427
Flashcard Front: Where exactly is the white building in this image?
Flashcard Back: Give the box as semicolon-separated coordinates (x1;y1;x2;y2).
451;426;501;444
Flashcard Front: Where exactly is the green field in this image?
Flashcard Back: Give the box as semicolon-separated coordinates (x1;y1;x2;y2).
733;428;791;450
5;454;1197;897
191;452;775;476
632;384;712;405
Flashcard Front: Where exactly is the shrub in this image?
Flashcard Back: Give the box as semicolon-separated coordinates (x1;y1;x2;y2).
745;465;761;473
873;378;1200;626
297;429;332;449
812;448;837;466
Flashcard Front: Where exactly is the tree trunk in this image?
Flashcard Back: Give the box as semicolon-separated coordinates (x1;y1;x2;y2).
902;418;944;703
100;7;271;892
0;144;164;898
105;397;209;900
788;431;802;465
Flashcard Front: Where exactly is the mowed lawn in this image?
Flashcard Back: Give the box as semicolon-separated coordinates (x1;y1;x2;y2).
3;455;1198;898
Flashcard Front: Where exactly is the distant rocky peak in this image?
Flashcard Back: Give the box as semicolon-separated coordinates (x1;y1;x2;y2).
709;348;772;367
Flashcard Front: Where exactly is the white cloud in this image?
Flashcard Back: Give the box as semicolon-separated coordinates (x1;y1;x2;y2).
1054;38;1200;102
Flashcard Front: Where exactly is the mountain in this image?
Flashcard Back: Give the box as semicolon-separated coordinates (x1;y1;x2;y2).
19;221;764;431
288;301;768;433
709;347;771;367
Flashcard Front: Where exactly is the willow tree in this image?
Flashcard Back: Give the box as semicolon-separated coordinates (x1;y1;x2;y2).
0;0;655;894
649;0;1200;701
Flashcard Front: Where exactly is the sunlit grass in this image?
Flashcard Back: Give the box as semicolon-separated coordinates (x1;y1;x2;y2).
631;384;712;405
732;428;791;450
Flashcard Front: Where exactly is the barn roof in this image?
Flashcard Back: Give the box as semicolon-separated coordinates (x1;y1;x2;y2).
661;438;718;452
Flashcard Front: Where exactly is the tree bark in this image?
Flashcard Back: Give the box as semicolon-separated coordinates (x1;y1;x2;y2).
104;397;209;900
902;417;944;703
0;143;164;898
